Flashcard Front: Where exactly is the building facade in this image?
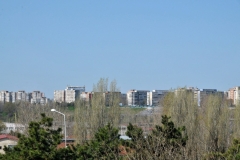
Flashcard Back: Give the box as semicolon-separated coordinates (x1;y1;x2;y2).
127;90;149;106
54;86;85;103
234;87;240;105
194;89;224;106
0;90;47;105
0;135;18;154
147;90;169;106
54;90;65;103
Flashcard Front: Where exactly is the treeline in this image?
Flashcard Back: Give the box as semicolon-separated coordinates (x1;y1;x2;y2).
161;89;240;159
2;78;240;159
0;113;189;159
1;113;240;159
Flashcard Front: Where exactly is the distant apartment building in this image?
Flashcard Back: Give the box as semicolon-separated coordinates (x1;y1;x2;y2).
121;93;127;106
80;91;121;106
11;92;16;103
54;86;85;103
194;89;224;106
5;91;11;103
147;90;169;106
80;92;93;101
54;90;65;103
16;91;28;102
228;86;240;105
228;87;235;101
0;90;48;104
30;91;48;104
65;89;76;103
0;91;22;103
127;90;149;106
103;91;121;106
234;87;240;105
65;86;85;103
0;91;7;103
174;87;223;106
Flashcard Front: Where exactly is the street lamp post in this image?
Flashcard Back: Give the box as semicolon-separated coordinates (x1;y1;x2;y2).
51;109;67;148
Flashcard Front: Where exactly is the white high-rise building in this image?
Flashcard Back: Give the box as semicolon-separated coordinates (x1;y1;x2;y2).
11;92;17;103
0;91;6;103
0;91;14;103
65;86;85;103
16;91;27;102
31;91;45;104
147;90;169;106
193;89;224;106
127;90;149;106
234;87;240;105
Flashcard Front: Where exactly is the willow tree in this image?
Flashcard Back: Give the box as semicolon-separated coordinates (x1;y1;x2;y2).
74;78;121;144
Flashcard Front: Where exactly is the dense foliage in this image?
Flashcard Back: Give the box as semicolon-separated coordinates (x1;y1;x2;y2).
0;113;189;160
2;113;62;160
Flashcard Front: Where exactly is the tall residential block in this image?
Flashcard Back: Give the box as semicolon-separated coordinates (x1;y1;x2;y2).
127;90;149;106
54;86;85;103
234;87;240;105
31;91;46;104
194;89;223;106
147;90;169;106
65;86;85;103
54;90;65;103
80;92;93;101
0;90;47;104
228;86;240;105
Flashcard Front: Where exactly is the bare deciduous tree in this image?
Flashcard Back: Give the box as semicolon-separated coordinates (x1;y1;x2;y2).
74;78;121;144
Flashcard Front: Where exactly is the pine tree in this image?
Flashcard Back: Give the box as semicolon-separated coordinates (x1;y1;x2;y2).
76;123;121;159
3;113;62;160
124;115;188;159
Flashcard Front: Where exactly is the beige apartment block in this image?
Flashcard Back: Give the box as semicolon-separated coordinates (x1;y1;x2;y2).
227;86;240;105
80;92;93;101
54;90;65;103
65;89;75;103
228;88;235;100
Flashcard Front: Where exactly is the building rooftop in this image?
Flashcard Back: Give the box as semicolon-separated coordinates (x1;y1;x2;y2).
0;134;18;141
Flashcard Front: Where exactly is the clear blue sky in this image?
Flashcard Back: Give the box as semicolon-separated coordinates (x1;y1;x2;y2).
1;1;240;98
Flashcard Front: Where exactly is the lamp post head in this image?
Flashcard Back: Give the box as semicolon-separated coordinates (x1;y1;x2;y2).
51;109;56;112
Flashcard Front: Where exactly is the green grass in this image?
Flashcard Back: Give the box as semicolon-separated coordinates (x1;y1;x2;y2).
120;107;145;115
67;106;75;111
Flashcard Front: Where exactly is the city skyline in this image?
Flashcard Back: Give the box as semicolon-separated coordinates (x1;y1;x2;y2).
1;1;240;98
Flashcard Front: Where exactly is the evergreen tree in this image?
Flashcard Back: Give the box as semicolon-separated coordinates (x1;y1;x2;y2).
3;113;62;160
124;115;188;159
205;139;240;160
76;123;121;159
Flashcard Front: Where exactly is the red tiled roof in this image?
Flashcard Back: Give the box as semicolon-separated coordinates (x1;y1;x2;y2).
0;134;18;141
57;142;74;149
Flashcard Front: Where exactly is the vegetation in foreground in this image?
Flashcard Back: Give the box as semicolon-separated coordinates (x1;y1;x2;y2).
1;79;240;159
